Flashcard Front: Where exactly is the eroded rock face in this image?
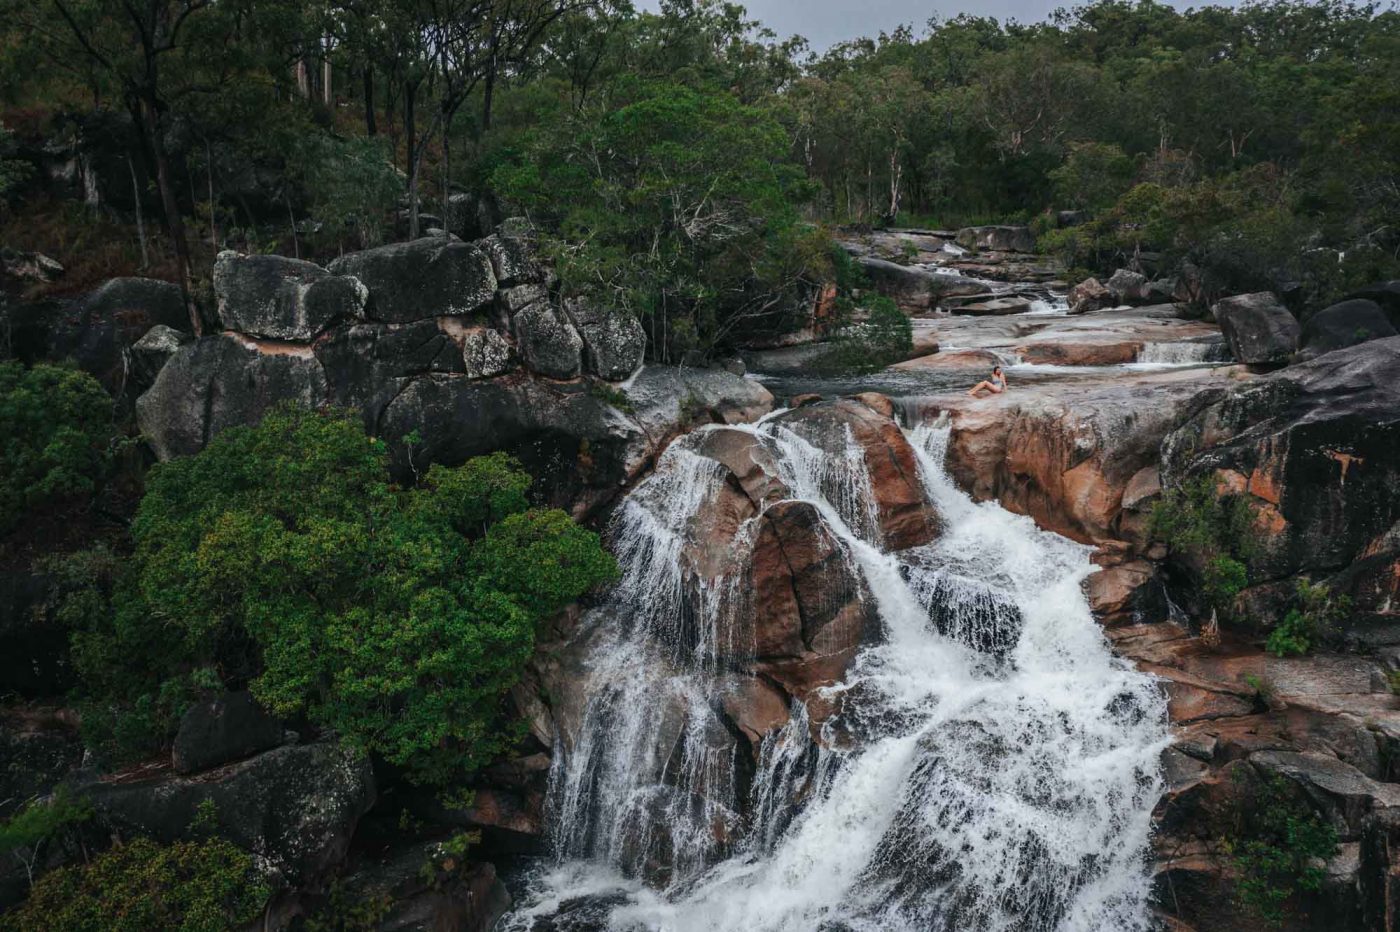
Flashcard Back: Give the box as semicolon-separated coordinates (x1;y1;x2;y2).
775;397;941;551
85;742;375;884
328;237;497;323
129;323;191;390
212;251;366;341
1212;291;1300;364
1162;337;1400;637
1107;268;1150;305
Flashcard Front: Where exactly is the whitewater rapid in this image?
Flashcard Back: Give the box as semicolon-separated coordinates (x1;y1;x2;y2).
503;416;1170;932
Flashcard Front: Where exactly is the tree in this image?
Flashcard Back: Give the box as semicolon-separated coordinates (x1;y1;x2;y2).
73;406;617;784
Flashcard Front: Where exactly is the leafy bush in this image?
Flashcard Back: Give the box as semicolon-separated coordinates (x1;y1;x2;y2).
1224;775;1339;924
73;406;617;783
10;836;270;932
818;294;913;374
1266;578;1351;657
1048;142;1133;210
0;786;92;887
0;362;114;534
1150;475;1257;618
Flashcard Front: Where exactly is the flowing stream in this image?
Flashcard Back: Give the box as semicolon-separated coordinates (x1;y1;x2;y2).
503;414;1169;932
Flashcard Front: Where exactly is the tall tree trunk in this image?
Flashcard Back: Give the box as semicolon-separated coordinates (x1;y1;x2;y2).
139;98;200;335
363;66;376;136
128;156;149;270
405;79;419;238
442;117;451;237
481;55;497;134
322;56;332;107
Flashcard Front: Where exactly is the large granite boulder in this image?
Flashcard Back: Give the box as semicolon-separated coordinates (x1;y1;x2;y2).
1106;268;1150;305
37;277;188;393
855;256;988;311
212;251;366;341
171;690;283;775
513;302;583;379
564;298;646;380
1299;298;1397;360
1344;281;1400;328
314;844;510;932
482;230;546;286
136;333;328;460
954;225;1035;253
1211;292;1300;364
1068;277;1113;314
328;237;496;323
84;742;374;884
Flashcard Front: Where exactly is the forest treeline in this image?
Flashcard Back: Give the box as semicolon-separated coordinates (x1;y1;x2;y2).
1;0;1398;350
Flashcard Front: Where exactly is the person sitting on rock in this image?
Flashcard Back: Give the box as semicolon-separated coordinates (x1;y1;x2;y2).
967;365;1008;398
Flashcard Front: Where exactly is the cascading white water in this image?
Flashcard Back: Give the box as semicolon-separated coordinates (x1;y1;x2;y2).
504;414;1169;932
1135;341;1229;365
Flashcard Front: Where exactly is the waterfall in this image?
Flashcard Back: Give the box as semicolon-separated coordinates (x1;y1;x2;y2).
505;413;1169;932
1135;340;1229;365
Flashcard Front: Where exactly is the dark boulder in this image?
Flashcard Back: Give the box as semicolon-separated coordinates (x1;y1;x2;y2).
1344;281;1400;328
135;333;327;460
563;298;645;380
328;237;496;323
1211;292;1300;364
1299;299;1397;360
171;690;283;775
314;320;466;415
84;741;374;884
513;302;583;379
212;251;366;341
42;277;187;393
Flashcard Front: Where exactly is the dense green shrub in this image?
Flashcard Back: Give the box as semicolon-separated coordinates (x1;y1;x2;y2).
1150;475;1256;616
72;406;617;783
0;786;92;887
817;294;914;374
1266;578;1351;658
1224;775;1339;924
11;836;270;932
0;362;114;534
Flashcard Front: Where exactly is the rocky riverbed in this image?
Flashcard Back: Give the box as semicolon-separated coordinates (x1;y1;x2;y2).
4;222;1400;930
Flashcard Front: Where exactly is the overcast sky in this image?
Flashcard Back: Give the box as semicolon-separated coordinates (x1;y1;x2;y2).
637;0;1231;51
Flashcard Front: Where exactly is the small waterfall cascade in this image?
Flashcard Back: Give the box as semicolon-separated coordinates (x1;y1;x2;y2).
1136;340;1230;365
505;410;1169;932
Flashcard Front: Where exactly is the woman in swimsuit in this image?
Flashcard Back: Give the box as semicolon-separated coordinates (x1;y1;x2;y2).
967;365;1007;398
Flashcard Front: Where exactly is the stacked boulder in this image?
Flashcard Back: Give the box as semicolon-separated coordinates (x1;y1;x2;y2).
135;226;767;514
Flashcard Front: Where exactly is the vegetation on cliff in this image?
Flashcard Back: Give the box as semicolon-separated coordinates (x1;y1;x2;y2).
64;406;617;784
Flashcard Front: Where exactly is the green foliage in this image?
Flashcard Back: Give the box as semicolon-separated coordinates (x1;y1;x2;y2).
1266;578;1351;657
0;362;114;535
286;133;402;249
11;835;270;932
1224;776;1339;925
1150;475;1257;616
1048;142;1134;210
74;406;617;784
492;78;831;359
0;786;92;886
0;125;32;200
817;294;913;374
